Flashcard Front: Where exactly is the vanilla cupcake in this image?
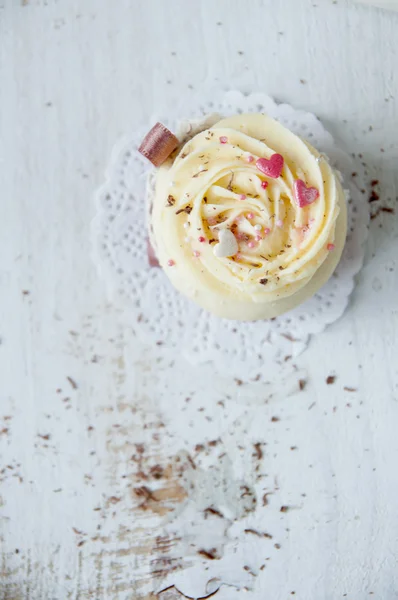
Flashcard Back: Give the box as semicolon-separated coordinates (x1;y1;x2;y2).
144;113;347;321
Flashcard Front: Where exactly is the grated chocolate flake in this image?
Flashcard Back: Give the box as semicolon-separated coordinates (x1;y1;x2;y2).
166;195;175;207
176;205;192;215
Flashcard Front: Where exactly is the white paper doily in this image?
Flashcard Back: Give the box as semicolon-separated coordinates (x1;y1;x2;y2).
92;91;369;379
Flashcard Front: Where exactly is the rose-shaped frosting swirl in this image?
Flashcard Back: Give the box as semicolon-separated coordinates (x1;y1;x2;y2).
152;114;347;320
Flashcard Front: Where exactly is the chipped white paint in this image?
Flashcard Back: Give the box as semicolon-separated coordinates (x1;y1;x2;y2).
1;0;398;599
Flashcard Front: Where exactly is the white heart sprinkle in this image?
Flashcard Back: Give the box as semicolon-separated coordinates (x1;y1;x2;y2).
213;229;238;258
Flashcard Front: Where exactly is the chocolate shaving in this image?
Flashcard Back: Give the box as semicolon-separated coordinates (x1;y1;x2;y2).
176;205;192;215
67;376;78;389
244;528;273;539
326;375;336;385
192;169;208;178
369;190;379;203
198;548;219;560
262;493;272;506
204;507;224;518
299;379;307;391
259;278;268;285
253;443;263;460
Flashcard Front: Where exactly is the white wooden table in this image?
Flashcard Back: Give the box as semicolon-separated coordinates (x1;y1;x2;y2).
1;1;398;598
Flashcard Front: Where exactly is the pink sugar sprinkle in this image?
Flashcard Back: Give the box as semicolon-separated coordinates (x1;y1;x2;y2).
247;212;255;220
167;259;175;267
261;181;269;189
239;194;247;200
198;236;206;243
220;136;228;144
327;243;335;251
236;252;242;260
276;219;284;228
193;250;201;257
247;241;256;248
264;227;271;235
208;218;217;226
246;155;255;163
255;234;263;242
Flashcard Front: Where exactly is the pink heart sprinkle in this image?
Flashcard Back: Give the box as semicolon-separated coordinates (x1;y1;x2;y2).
256;154;284;179
247;212;255;220
294;179;320;208
247;241;256;248
264;228;271;235
239;194;247;200
220;136;228;144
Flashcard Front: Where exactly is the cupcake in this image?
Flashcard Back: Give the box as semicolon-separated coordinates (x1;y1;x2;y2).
141;113;347;321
